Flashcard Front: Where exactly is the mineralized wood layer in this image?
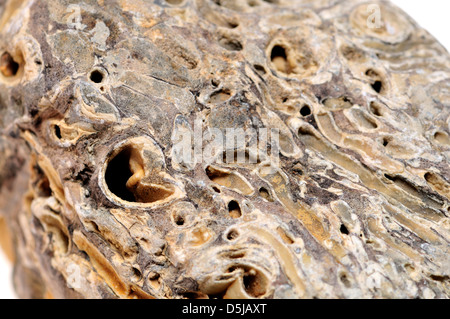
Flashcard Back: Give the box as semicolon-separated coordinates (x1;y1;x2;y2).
0;0;449;299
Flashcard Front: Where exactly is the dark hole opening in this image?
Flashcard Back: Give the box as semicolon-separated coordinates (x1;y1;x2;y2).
174;215;185;226
228;200;242;218
340;224;349;235
382;138;389;147
424;172;433;182
243;270;266;297
271;45;287;61
270;44;293;74
54;125;62;139
300;105;311;116
259;187;273;202
253;64;266;75
132;267;142;281
105;147;135;202
0;52;19;77
226;229;239;241
90;70;104;83
219;37;243;51
371;81;383;93
212;186;221;193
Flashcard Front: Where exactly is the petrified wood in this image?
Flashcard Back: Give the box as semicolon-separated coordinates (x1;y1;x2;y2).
0;0;449;299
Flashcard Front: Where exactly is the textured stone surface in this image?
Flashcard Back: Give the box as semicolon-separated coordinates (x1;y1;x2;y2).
0;0;449;299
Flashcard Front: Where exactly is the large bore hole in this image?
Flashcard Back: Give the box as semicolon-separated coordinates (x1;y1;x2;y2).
105;147;136;202
105;144;175;204
243;269;267;298
271;45;292;74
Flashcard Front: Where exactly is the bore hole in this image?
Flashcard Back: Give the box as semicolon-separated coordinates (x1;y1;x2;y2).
371;81;382;94
132;267;142;281
211;79;220;87
382;137;390;147
227;266;238;273
243;269;267;298
300;105;311;117
105;147;136;202
365;69;384;94
434;131;450;145
174;214;185;226
54;125;62;139
0;52;19;77
424;172;434;183
212;186;221;193
270;45;291;74
259;187;273;202
36;175;52;198
297;126;315;138
228;200;242;218
226;229;239;241
90;70;104;83
105;145;175;204
340;224;349;235
219;37;243;51
254;64;266;75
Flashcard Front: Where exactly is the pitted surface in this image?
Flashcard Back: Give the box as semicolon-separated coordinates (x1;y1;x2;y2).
0;0;449;299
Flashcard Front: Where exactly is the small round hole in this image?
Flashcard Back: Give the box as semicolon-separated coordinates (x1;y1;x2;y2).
174;215;185;226
226;229;239;241
300;105;311;117
90;70;104;83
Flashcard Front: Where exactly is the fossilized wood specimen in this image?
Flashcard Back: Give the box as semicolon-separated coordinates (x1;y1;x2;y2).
0;0;449;299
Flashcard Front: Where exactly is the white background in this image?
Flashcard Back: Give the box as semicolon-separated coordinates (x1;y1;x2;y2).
0;0;449;299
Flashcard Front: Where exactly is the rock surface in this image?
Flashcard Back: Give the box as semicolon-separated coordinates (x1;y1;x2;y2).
0;0;449;299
